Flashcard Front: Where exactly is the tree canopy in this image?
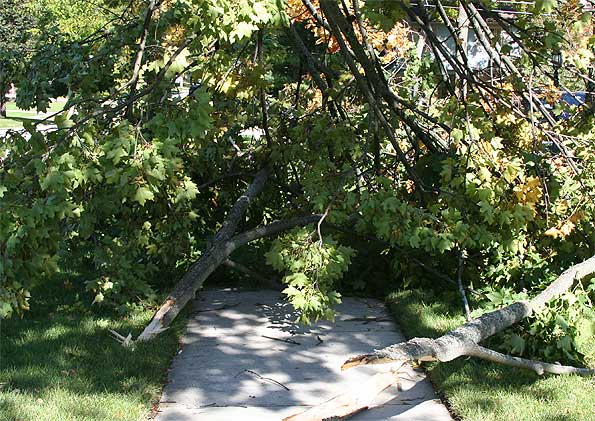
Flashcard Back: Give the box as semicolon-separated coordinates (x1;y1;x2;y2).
0;0;34;116
1;0;595;370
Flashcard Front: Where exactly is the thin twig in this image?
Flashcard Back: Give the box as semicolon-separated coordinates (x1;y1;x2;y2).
457;249;472;321
195;303;240;313
345;317;391;324
243;369;291;391
261;335;301;345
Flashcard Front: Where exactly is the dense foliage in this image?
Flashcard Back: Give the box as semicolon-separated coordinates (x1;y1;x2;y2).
0;0;34;116
2;0;595;364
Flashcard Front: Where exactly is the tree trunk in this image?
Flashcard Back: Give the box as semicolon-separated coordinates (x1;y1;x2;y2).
0;78;6;117
0;89;6;118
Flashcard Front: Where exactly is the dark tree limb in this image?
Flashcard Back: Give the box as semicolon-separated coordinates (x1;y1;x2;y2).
319;0;423;190
134;168;319;342
136;168;269;340
136;213;321;341
125;0;158;119
288;24;329;92
212;168;269;243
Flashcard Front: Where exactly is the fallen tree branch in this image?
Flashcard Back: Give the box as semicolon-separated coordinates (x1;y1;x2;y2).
288;256;595;420
135;212;321;341
467;345;595;376
135;168;270;341
262;335;301;345
242;369;290;391
346;255;595;367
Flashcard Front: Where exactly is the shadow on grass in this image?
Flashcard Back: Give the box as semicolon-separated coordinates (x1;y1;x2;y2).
0;273;187;420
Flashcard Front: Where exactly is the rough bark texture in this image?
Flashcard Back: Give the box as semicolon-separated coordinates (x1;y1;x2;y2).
346;255;595;366
136;168;270;340
288;257;595;420
136;211;322;341
0;94;6;118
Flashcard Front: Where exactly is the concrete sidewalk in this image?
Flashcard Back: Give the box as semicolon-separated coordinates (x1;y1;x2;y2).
156;289;452;420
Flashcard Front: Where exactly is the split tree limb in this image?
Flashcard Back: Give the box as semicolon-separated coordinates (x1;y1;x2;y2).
346;255;595;367
283;363;405;421
288;256;595;420
137;213;322;341
135;164;320;341
136;168;270;340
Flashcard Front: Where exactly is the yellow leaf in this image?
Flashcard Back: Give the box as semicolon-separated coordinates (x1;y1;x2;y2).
544;227;561;238
559;221;575;237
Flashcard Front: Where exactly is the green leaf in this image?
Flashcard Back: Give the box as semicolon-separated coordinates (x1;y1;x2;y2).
134;186;155;206
0;302;12;319
555;314;569;332
510;334;526;355
175;179;199;203
451;128;464;143
231;21;258;42
535;0;557;14
557;335;572;351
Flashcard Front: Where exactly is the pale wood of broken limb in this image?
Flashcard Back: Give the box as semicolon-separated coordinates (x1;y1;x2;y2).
283;363;405;421
344;255;595;368
287;256;595;421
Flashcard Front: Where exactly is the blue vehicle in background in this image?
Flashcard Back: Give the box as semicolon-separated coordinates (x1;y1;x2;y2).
539;92;587;154
541;91;586;120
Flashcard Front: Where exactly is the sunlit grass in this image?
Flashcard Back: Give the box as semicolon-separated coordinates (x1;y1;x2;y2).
386;289;595;421
0;101;65;129
0;273;185;421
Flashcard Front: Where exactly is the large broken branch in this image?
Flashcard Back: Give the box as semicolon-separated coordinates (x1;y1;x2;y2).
283;364;405;421
135;168;269;340
135;166;321;341
346;255;595;367
137;213;323;341
287;256;595;420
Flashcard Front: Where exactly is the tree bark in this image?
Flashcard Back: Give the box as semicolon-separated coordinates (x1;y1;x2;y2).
287;256;595;420
137;168;270;340
135;165;321;341
347;255;595;366
0;88;6;118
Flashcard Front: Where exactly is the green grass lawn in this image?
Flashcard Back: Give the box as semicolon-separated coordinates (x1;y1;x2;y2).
386;289;595;421
0;101;65;129
0;274;186;421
